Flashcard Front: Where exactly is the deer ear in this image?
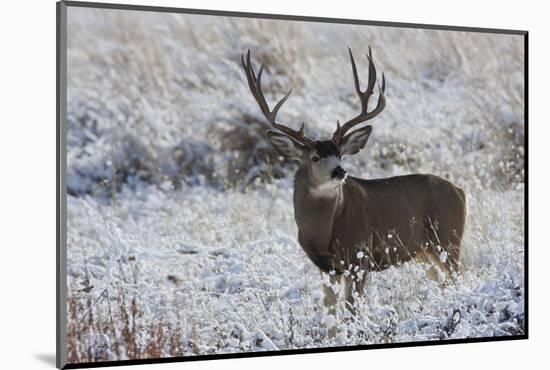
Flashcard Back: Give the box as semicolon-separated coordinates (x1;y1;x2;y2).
266;130;305;161
340;125;373;156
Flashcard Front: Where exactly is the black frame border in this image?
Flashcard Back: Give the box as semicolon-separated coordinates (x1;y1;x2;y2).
56;1;529;369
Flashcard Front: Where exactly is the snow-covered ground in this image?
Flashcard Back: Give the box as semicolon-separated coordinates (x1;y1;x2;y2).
65;7;525;363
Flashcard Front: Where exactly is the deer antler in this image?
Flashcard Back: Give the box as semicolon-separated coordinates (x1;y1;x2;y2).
241;49;315;147
332;47;386;145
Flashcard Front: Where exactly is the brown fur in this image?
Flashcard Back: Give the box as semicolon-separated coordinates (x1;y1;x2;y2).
294;169;466;310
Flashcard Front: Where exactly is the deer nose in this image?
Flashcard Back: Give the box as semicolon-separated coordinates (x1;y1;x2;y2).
331;166;346;180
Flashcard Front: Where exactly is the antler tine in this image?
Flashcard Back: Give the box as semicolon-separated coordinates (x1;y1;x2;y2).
349;48;362;98
365;46;377;101
333;47;387;144
241;49;314;147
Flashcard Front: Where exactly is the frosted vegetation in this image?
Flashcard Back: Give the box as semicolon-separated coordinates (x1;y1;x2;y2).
65;7;525;363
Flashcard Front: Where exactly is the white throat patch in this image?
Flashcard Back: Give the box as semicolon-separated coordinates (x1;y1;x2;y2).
309;181;342;198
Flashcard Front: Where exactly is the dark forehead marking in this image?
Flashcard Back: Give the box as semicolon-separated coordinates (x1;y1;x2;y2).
314;140;340;158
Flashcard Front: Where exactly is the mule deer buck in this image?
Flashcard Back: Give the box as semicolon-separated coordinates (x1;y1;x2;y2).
241;48;466;319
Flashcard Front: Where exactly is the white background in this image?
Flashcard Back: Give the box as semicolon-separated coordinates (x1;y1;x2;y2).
0;0;545;369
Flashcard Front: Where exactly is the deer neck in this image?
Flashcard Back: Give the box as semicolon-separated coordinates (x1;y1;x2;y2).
293;166;344;257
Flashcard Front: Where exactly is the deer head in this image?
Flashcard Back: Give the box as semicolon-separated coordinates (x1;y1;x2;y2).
241;47;386;191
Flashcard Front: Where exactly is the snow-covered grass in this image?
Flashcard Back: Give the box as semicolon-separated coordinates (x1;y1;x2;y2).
65;7;525;364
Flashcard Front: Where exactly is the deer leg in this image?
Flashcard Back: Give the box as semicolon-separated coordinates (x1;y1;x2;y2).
433;229;463;276
426;188;466;275
343;275;356;316
324;273;341;308
323;273;341;337
439;219;465;275
425;211;465;277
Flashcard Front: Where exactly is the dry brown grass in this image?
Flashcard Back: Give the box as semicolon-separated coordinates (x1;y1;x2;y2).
66;265;189;364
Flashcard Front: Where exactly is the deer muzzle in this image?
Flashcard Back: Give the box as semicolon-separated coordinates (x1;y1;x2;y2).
331;166;346;181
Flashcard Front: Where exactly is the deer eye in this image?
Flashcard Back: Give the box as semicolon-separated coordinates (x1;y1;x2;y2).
312;156;320;163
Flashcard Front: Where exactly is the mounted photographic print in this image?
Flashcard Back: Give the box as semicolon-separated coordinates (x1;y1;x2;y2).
56;1;528;368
